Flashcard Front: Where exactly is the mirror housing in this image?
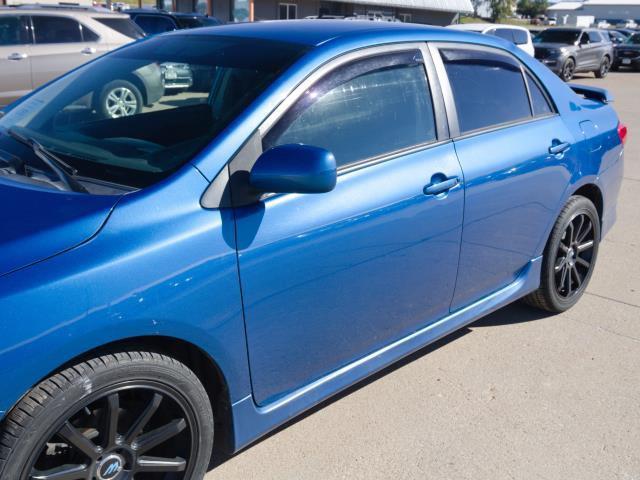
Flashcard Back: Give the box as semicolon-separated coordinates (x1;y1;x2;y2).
250;144;337;194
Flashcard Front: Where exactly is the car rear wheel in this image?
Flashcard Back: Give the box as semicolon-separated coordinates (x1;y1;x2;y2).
561;58;575;82
0;352;214;480
595;56;611;78
99;80;143;119
524;195;600;313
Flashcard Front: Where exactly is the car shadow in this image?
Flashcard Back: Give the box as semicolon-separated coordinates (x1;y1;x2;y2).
208;301;551;470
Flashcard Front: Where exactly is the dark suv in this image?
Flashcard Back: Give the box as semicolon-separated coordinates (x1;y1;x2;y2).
126;9;221;35
533;28;614;81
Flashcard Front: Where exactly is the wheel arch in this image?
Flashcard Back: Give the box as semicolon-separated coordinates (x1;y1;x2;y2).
572;182;604;228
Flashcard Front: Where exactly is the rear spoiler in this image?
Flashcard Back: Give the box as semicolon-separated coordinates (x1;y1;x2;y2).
569;84;614;104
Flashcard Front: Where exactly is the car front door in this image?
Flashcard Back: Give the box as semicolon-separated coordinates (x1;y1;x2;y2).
29;15;98;88
234;46;465;406
431;43;578;310
0;15;32;107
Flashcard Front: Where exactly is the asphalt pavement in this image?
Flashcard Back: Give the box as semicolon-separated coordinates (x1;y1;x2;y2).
206;71;640;480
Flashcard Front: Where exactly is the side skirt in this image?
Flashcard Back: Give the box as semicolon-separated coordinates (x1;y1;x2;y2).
229;256;542;453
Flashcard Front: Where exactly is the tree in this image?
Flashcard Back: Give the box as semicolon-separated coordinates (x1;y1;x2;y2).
471;0;485;17
516;0;548;18
489;0;514;21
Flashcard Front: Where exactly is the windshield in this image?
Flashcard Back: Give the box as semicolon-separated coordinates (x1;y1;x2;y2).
626;33;640;44
533;29;580;44
0;34;307;189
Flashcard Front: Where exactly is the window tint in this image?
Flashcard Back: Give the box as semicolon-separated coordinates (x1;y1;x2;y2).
0;16;25;46
264;51;436;168
94;17;144;39
440;48;531;133
525;71;553;116
588;31;602;43
81;25;100;42
134;15;176;34
32;16;82;44
493;28;515;43
512;29;529;45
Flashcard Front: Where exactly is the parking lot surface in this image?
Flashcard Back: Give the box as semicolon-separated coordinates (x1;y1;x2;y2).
206;72;640;480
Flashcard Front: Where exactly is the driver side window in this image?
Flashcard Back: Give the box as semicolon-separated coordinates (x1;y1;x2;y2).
263;50;437;168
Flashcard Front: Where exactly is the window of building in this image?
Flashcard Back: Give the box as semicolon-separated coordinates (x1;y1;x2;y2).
399;13;412;22
264;50;437;168
32;16;82;44
279;3;297;19
439;47;532;134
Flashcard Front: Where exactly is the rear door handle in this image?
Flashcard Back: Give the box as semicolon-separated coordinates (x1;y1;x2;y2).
8;52;28;61
549;141;571;155
424;176;460;196
81;47;96;55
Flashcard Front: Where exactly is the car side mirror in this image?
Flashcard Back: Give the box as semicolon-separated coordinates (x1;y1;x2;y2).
250;144;337;194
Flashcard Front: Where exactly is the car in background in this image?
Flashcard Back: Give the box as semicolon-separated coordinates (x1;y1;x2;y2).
612;32;640;70
533;27;613;80
0;6;144;107
126;9;221;35
545;16;557;26
614;28;637;38
616;19;638;29
448;23;534;56
604;29;627;45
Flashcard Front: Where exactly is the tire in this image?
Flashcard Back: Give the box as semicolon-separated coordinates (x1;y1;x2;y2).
595;56;611;78
560;58;575;82
524;195;600;313
0;351;214;480
99;80;143;119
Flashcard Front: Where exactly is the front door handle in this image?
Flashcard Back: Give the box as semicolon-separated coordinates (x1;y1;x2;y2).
81;47;96;55
8;52;28;61
549;141;571;155
424;176;460;196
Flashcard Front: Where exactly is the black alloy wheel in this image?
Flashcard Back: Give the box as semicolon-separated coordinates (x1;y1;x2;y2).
554;212;595;299
0;352;214;480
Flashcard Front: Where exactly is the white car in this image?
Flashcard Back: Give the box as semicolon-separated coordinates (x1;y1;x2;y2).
447;23;535;56
616;19;638;29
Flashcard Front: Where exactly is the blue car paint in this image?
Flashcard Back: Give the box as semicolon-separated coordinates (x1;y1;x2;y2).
0;21;624;453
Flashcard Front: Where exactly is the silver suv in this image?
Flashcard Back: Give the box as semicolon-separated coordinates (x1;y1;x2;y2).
0;6;144;106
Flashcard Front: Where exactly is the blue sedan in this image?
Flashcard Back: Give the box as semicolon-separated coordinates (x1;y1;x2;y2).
0;20;626;479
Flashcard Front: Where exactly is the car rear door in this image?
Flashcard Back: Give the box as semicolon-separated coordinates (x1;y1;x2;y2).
234;45;464;406
29;15;100;88
430;43;578;310
0;15;32;106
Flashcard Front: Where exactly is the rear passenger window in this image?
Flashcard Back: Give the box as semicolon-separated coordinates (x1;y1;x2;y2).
134;15;177;34
0;16;26;46
525;71;553;116
264;51;437;168
81;25;99;42
440;48;531;134
32;16;82;44
512;29;529;45
492;28;515;43
588;31;602;43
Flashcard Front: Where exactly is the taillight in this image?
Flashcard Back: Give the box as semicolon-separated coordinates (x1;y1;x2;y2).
618;122;628;145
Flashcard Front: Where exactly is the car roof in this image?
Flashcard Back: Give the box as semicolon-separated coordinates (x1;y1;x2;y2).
0;7;128;17
185;19;448;46
448;23;528;32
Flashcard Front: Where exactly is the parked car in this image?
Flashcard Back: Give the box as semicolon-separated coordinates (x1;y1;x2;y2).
448;23;535;56
596;19;611;29
0;6;144;107
0;21;626;479
604;29;627;45
616;19;638;29
612;32;640;70
614;28;637;38
126;9;221;35
533;27;613;80
545;16;557;26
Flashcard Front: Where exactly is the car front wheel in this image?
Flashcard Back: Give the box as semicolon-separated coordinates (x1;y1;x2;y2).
0;351;214;480
524;195;600;313
560;58;575;82
99;80;143;119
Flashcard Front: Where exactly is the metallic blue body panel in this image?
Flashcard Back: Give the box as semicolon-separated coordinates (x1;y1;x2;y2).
235;143;464;405
0;22;625;455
